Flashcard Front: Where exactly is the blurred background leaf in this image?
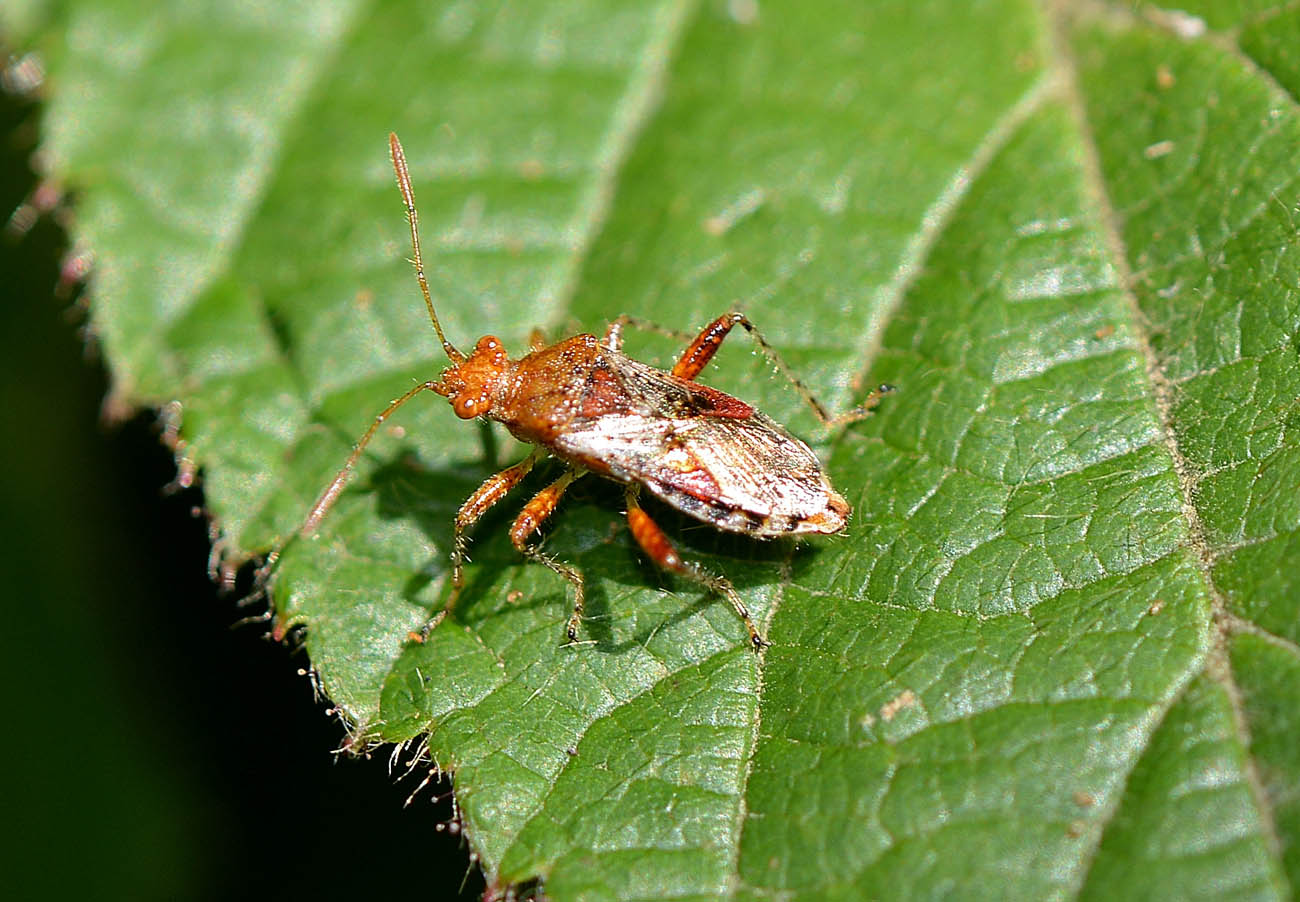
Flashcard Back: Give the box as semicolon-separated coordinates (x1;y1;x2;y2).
6;1;1299;899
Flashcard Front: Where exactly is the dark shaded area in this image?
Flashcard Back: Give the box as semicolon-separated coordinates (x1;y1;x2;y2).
2;83;482;900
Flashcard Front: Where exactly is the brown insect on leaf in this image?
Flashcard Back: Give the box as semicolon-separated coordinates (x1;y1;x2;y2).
260;134;893;651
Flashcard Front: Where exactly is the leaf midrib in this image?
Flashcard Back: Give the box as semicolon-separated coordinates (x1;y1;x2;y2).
1049;0;1288;885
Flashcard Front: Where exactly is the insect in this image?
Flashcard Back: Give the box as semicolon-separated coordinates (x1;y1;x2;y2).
266;133;892;650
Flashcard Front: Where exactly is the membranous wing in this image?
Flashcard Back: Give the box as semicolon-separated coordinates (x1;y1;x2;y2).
552;352;846;537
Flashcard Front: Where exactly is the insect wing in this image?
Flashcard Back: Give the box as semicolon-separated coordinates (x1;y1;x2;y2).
554;355;847;536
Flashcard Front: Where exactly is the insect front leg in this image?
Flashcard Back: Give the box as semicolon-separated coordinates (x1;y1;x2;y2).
673;313;895;426
624;487;769;651
507;468;587;643
432;450;545;636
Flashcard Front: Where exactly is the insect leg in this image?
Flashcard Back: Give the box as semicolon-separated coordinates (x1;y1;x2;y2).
256;381;439;587
446;449;544;609
507;468;587;643
624;487;769;651
602;314;697;351
672;313;894;426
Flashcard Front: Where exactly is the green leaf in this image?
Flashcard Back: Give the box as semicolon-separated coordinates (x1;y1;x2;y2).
26;0;1300;897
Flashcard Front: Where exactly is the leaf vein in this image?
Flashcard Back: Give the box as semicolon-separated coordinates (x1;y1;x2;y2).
1051;1;1283;884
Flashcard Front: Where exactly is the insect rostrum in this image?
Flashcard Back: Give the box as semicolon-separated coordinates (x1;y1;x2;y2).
265;133;892;651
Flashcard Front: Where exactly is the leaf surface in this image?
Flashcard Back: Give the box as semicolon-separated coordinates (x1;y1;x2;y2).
23;0;1300;897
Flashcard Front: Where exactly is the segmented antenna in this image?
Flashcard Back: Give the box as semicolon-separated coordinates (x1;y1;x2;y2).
389;132;464;363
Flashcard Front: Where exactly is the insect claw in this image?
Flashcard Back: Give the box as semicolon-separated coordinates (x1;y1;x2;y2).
408;609;447;644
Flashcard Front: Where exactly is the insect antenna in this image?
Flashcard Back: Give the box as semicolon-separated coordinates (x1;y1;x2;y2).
389;132;465;364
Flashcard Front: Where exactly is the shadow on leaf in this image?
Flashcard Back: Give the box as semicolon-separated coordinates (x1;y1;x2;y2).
362;445;826;651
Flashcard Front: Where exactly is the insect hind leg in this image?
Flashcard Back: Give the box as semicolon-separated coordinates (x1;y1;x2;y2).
674;312;895;427
625;487;769;651
508;468;587;643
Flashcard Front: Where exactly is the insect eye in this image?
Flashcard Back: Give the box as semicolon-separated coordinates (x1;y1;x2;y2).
455;396;478;418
